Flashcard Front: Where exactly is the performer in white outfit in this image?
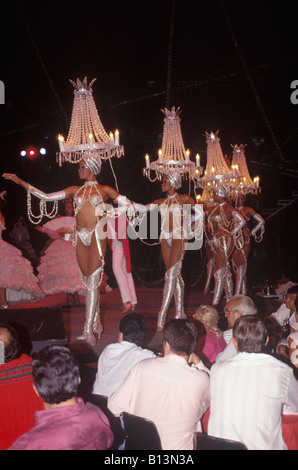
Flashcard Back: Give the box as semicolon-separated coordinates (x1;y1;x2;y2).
204;186;246;305
133;175;202;330
3;162;131;346
107;215;137;313
140;107;204;330
232;193;265;295
0;191;44;308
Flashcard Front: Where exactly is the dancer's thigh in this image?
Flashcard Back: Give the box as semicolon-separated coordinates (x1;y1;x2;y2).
213;236;234;270
167;239;184;269
76;234;107;277
87;233;106;276
76;239;89;277
232;247;245;266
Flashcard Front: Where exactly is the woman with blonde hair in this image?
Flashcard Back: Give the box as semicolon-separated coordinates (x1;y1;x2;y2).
193;304;226;365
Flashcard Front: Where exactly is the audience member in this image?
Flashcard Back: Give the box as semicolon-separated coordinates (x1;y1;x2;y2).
275;292;298;360
289;331;298;369
9;345;114;450
92;313;156;397
0;324;43;450
193;304;226;366
108;319;210;450
269;286;298;329
208;316;298;450
275;275;298;297
216;294;257;362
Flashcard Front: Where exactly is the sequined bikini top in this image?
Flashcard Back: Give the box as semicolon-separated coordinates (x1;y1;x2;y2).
159;193;183;218
73;182;105;216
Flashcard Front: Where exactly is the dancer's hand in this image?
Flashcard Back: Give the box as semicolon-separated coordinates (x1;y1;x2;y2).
2;173;28;189
3;173;20;184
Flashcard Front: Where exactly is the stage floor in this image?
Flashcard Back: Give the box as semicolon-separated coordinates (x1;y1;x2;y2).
5;286;216;357
4;285;280;358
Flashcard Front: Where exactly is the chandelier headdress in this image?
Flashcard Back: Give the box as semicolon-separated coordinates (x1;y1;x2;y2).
143;107;202;187
196;131;236;196
230;144;260;196
56;77;124;173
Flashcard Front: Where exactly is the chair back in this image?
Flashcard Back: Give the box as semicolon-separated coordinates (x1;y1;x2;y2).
89;394;125;449
194;432;247;450
120;412;162;450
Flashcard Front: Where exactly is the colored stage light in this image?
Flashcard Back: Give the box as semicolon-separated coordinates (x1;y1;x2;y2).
27;147;37;158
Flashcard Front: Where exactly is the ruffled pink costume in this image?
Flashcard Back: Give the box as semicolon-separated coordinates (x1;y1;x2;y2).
37;216;84;295
0;216;44;302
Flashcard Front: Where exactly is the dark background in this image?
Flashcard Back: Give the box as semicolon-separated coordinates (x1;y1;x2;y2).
0;0;297;290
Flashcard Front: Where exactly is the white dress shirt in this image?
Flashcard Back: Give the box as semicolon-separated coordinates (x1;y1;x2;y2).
289;331;298;345
271;303;298;329
92;341;156;397
108;354;210;450
209;352;298;450
215;329;236;363
223;328;233;344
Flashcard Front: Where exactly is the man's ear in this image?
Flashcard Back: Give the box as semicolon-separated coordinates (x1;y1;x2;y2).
118;332;124;343
232;336;239;353
163;341;171;355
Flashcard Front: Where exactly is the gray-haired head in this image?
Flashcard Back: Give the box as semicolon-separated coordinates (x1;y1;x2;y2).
228;294;258;317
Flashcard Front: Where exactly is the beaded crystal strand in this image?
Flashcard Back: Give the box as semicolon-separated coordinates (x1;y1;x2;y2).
27;191;59;225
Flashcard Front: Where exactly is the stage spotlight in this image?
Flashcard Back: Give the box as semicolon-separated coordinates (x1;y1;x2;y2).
27;147;37;158
40;148;46;155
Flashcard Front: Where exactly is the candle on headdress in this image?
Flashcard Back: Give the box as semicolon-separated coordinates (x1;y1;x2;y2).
115;129;119;146
58;135;65;152
145;154;150;168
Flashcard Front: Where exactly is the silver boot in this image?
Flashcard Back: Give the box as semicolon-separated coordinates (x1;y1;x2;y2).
174;272;187;319
92;297;103;337
157;260;181;331
212;266;226;305
242;273;248;295
77;267;103;346
224;264;233;300
203;258;215;295
235;264;246;295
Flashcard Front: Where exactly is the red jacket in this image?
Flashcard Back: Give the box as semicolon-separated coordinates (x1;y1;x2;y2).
0;354;43;450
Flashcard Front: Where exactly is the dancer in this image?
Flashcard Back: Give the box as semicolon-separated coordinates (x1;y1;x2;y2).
232;193;265;295
0;191;44;308
134;174;201;330
3;160;128;345
107;214;137;313
9;216;38;265
36;199;84;305
202;199;217;295
204;186;245;305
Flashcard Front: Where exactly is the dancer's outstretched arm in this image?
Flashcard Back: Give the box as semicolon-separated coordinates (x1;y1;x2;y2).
2;173;77;200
